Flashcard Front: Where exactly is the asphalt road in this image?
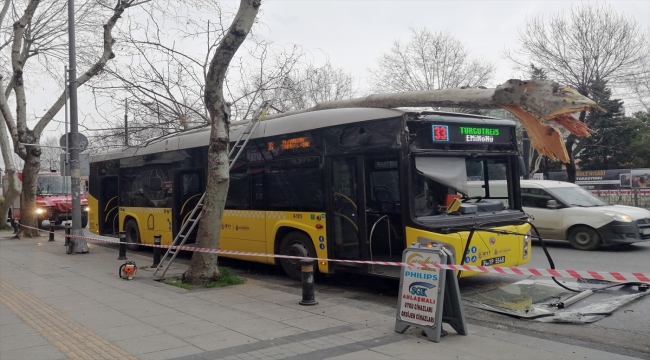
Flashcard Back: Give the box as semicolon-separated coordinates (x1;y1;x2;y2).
85;228;650;359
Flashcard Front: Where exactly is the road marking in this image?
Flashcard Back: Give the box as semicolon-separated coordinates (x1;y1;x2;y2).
0;277;137;360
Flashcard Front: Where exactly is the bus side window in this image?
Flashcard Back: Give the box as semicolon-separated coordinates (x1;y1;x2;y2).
226;163;251;210
251;164;264;209
267;157;323;211
182;173;201;196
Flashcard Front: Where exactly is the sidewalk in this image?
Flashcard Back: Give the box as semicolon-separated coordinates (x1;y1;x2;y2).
0;231;644;360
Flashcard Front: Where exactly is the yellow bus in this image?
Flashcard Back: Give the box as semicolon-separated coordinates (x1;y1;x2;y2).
89;108;532;279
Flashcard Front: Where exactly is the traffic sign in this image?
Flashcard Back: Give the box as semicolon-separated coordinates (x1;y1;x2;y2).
59;132;88;152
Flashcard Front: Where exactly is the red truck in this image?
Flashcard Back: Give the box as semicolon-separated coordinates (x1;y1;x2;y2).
3;172;88;229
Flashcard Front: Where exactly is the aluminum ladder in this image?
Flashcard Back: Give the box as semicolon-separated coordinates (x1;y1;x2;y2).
153;103;270;279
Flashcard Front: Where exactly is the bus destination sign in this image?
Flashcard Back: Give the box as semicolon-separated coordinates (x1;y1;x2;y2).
431;124;510;144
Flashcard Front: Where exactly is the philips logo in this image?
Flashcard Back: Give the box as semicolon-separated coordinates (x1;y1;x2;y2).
408;282;436;297
404;271;438;281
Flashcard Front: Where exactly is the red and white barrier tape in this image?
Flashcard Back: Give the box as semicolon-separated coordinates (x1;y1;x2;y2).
21;224;650;283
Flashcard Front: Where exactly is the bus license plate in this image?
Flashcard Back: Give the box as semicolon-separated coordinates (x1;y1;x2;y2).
482;256;505;266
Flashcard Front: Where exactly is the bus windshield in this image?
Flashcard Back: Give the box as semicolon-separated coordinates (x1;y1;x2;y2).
412;156;512;218
37;175;72;195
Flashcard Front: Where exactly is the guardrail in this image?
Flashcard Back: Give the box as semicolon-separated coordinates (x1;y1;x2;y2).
590;189;650;210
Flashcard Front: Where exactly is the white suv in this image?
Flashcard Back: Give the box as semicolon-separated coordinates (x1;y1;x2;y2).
521;180;650;250
469;180;650;250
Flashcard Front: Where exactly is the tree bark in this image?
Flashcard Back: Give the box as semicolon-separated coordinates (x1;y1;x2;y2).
182;0;261;285
19;149;41;237
0;83;22;228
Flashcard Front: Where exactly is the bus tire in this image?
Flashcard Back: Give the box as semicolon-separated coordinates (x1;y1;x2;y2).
124;219;142;251
568;225;601;251
279;232;316;281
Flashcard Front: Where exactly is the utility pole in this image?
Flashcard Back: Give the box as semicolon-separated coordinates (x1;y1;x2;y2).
68;0;88;253
124;99;128;146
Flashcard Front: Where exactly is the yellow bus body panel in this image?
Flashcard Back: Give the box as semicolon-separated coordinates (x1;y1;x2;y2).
110;205;529;278
88;194;99;234
219;210;268;263
405;223;531;277
119;207;174;245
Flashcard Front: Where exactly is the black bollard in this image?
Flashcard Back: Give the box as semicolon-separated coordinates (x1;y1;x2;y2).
152;234;161;268
48;214;55;242
64;223;72;254
12;219;19;234
299;259;318;306
118;231;128;260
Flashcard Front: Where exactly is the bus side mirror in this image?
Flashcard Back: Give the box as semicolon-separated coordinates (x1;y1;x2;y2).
518;156;527;177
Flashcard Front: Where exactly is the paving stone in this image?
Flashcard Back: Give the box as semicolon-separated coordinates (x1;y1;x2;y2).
136;346;205;360
222;317;295;335
41;293;106;313
113;332;192;355
183;330;258;352
164;320;228;338
247;326;305;341
256;307;314;322
326;349;395;360
0;343;68;360
0;331;50;351
0;320;36;337
62;306;142;329
281;314;349;331
138;311;205;327
93;322;166;342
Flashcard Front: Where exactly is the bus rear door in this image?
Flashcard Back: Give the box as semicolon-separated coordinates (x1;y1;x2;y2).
98;176;118;235
172;169;204;243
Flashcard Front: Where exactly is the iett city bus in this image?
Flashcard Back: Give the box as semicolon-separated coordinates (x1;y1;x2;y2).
88;108;532;279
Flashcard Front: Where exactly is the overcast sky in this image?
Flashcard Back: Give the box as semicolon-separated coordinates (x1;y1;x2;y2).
258;0;649;90
25;0;650;152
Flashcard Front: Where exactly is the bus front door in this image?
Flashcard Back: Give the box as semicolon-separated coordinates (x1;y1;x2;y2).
328;157;361;263
172;170;204;243
98;176;119;235
364;155;404;277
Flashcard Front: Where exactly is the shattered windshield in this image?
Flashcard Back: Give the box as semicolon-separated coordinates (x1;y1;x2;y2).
37;175;72;195
411;156;511;218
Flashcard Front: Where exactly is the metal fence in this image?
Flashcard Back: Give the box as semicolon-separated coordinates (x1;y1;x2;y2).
591;190;650;210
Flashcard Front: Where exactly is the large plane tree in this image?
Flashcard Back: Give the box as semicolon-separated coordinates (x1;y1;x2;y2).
0;0;145;237
182;0;261;284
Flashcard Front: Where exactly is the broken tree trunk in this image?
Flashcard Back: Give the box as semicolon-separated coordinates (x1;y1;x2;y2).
262;79;603;163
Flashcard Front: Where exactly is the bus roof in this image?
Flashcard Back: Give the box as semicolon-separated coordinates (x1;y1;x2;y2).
91;108;515;162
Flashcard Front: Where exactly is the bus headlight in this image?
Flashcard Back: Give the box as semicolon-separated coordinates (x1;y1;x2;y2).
523;230;531;259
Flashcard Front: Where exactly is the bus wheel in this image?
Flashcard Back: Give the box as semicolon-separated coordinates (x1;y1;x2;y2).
279;232;316;281
124;219;141;251
568;225;601;251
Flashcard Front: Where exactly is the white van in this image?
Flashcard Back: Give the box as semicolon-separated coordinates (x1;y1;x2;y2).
468;180;650;250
